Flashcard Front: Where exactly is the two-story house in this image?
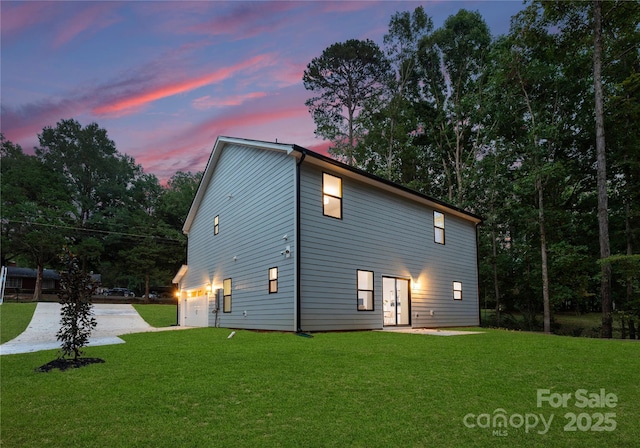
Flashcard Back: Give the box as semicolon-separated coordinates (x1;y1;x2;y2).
173;137;482;332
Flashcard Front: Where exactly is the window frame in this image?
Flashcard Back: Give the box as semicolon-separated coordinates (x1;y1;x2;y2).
268;267;278;294
434;211;445;245
214;215;219;235
223;278;232;312
453;281;462;300
6;277;22;288
322;172;343;219
356;269;374;311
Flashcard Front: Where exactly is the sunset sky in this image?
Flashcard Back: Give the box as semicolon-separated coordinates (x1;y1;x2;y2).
1;1;525;182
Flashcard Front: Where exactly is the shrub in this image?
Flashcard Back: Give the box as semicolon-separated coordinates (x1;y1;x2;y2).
56;251;97;360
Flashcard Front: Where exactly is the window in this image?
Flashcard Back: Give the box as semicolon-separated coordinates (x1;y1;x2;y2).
434;211;445;244
357;270;374;311
453;281;462;300
6;277;22;288
323;173;342;219
223;278;232;312
214;215;219;235
269;267;278;293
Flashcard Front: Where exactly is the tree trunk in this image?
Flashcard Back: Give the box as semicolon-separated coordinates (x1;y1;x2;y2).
145;274;150;304
33;263;43;301
538;177;551;334
593;0;612;338
492;227;501;326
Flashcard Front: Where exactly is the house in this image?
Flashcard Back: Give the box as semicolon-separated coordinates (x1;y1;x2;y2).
0;266;102;299
3;266;61;293
173;137;483;332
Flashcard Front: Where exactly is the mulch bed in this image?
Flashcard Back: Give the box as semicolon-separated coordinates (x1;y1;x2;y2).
35;358;105;373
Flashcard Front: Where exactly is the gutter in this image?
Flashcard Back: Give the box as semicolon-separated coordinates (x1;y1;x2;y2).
295;149;306;333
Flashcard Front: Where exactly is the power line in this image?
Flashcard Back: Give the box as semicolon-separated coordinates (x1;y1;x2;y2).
5;220;184;244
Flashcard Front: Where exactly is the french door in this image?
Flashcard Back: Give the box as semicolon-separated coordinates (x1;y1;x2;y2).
382;277;410;326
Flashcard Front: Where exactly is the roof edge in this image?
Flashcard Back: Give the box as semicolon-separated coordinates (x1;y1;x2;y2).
182;137;296;234
291;145;484;224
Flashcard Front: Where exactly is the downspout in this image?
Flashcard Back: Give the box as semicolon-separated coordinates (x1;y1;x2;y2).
476;222;482;327
295;150;306;333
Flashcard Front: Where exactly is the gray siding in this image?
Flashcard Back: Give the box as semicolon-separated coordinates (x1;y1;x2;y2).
182;144;296;331
298;163;479;331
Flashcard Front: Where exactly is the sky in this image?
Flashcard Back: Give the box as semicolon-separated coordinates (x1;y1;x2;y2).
1;0;526;183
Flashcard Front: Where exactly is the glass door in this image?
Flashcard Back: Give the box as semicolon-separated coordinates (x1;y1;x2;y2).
383;277;410;326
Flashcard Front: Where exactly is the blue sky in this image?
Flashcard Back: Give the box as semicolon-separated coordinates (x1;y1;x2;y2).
1;1;526;182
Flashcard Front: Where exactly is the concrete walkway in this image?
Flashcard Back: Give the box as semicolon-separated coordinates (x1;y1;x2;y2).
378;327;484;336
0;303;189;355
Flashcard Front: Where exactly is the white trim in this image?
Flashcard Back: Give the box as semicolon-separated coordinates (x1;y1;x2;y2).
172;264;188;284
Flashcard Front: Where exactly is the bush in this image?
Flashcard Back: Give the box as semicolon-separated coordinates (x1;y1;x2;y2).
56;251;98;360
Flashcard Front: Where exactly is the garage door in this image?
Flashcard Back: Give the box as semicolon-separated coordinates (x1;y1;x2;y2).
183;294;209;327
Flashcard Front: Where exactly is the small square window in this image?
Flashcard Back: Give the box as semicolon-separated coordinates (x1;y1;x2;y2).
357;270;374;311
434;211;445;244
453;281;462;300
223;278;232;312
214;215;219;235
269;267;278;294
323;173;342;219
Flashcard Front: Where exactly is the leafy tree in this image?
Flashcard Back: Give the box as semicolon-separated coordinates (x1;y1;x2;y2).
303;39;392;165
417;9;493;207
36;119;143;270
157;171;202;230
117;172;185;300
1;135;72;299
539;0;640;337
356;7;434;188
57;250;97;360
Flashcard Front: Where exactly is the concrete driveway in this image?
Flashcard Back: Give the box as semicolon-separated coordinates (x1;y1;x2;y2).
1;302;187;355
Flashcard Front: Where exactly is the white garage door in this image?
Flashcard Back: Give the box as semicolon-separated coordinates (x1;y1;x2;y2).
183;294;209;327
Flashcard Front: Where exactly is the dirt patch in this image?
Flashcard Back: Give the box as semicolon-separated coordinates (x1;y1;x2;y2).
35;357;105;372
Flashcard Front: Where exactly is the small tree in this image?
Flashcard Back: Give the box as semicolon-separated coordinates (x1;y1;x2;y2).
57;250;97;360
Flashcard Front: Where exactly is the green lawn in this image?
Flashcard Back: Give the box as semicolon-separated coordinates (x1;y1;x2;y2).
0;302;36;344
1;327;638;447
133;303;178;328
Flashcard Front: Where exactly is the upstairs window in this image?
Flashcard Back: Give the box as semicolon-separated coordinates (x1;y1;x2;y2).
214;215;219;235
269;267;278;293
223;278;232;312
453;281;462;300
434;211;445;244
357;270;374;311
323;173;342;219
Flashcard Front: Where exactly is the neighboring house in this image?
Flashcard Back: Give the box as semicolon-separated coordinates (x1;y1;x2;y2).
1;266;101;296
173;137;483;332
4;267;61;292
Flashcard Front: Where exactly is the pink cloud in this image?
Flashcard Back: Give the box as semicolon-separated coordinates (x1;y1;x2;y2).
0;2;58;38
129;86;319;178
192;92;268;110
319;2;374;14
53;3;121;48
187;2;299;39
93;54;274;116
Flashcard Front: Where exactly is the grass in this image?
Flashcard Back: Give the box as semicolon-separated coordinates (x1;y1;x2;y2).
132;304;177;328
1;327;638;447
0;302;37;344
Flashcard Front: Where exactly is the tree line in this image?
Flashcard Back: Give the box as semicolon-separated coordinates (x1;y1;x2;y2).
303;1;639;338
1;120;201;301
